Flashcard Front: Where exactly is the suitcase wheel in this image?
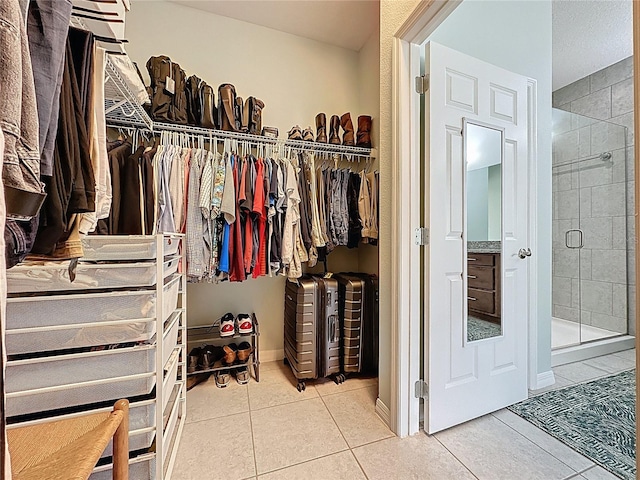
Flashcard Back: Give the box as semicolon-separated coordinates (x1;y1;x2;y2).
297;381;306;392
333;374;346;385
283;357;289;366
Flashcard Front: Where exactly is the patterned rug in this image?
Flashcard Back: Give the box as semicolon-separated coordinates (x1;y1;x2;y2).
508;369;636;480
467;316;501;341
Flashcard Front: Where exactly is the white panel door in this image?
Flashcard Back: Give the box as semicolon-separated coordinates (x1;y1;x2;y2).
423;42;529;434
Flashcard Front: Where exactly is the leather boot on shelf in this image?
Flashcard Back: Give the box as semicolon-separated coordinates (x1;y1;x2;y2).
217;83;239;132
315;113;327;143
340;112;355;146
247;97;265;135
200;83;217;129
236;96;245;132
356;115;372;148
329;115;341;144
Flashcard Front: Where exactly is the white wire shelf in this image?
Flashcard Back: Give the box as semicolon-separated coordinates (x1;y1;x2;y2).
104;55;153;130
103;59;374;158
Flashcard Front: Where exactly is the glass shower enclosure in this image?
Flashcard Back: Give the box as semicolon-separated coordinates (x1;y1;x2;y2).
552;108;629;349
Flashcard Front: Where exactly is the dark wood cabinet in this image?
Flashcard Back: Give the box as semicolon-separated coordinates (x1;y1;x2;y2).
467;253;501;323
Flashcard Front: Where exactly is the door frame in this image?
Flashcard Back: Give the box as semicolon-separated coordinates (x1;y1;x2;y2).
390;0;541;436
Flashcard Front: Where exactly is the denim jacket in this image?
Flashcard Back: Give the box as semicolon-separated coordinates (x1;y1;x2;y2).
0;0;45;220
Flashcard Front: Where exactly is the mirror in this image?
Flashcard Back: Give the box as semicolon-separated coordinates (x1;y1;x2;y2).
464;120;503;342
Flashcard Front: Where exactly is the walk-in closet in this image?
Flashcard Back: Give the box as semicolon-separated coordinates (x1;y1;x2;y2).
0;1;384;478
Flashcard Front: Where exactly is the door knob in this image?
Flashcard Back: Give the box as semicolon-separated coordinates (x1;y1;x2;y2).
518;248;532;259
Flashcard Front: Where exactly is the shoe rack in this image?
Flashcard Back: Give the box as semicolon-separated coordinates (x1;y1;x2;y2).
4;234;187;480
187;313;261;383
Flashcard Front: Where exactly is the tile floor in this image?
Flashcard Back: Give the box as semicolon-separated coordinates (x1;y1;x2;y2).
172;349;636;480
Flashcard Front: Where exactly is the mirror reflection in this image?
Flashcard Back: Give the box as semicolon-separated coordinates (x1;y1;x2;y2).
465;121;503;342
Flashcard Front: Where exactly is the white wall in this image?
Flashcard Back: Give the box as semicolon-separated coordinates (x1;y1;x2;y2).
126;1;375;359
379;0;421;412
427;0;554;375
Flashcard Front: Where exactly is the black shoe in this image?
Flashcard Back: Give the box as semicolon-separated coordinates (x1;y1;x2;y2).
188;347;203;373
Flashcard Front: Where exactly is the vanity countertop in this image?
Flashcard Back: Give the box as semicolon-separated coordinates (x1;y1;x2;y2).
467;241;501;254
468;249;501;254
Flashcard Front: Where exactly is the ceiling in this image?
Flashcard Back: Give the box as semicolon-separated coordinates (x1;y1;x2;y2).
553;0;632;90
167;0;379;51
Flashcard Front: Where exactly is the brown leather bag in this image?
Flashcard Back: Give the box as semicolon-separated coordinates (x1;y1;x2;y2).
146;55;188;124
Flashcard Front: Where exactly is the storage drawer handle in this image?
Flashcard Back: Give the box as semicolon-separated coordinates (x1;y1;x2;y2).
468;275;477;279
468;258;477;261
468;297;477;301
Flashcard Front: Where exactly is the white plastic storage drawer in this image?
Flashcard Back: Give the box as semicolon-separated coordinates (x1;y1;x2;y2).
163;311;181;368
5;345;156;417
163;276;180;324
102;400;155;458
90;454;156;480
6;290;157;355
81;235;181;261
162;349;180;413
7;261;158;293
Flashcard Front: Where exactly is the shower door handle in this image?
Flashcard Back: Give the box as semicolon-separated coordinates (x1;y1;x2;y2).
565;229;584;249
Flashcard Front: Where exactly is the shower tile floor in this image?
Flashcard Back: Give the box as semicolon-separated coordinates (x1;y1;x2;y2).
552;317;621;349
172;350;635;480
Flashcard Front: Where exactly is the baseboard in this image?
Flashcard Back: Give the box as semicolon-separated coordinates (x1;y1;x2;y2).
260;349;284;363
551;336;635;367
375;398;391;428
531;370;555;390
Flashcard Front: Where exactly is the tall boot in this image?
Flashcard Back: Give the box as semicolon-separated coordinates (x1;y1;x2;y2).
236;96;245;132
249;97;264;135
340;113;355;146
356;115;372;148
315;113;327;143
217;83;239;132
329;115;341;144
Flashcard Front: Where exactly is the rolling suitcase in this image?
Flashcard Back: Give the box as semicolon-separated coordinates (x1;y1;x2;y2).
335;273;379;375
284;275;342;392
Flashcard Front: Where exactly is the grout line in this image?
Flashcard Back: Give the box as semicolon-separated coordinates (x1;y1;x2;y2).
317;386;352;449
432;434;480;480
255;447;351;477
349;448;371;480
492;411;595;474
247;390;321;413
560;464;597;480
246;384;259;478
315;382;379;399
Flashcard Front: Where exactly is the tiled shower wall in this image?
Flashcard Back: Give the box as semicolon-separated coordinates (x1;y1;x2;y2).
552;56;634;336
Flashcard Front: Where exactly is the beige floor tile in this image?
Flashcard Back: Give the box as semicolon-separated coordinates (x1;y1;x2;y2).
492;409;594;471
353;433;475;480
257;360;283;373
313;375;378;397
435;415;576;479
172;412;256;480
322;386;394;447
251;398;348;474
583;353;635;374
258;451;366;480
553;362;610;384
580;465;622;480
186;375;249;424
611;348;636;362
529;374;574;397
248;361;318;410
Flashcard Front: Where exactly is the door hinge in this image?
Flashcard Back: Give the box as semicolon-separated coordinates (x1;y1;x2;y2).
415;380;429;399
414;227;429;246
415;74;429;94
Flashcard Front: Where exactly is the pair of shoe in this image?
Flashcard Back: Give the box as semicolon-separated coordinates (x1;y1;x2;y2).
288;113;372;148
287;125;313;142
215;341;253;388
219;312;253;337
188;344;225;374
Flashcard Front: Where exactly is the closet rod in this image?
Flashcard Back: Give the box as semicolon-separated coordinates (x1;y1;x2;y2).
111;121;377;158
